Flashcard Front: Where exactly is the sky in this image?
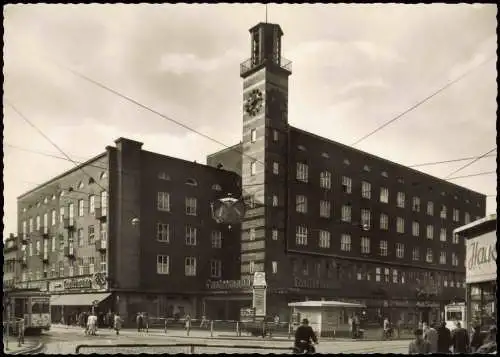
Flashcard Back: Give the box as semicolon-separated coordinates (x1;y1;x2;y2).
3;4;497;238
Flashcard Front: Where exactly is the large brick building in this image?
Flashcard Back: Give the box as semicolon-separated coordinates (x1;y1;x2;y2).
10;21;486;326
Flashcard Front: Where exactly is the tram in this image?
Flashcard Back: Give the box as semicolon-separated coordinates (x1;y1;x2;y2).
4;288;51;335
444;302;466;331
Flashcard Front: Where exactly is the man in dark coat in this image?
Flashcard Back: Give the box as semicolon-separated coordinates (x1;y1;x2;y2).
451;321;469;353
437;321;452;353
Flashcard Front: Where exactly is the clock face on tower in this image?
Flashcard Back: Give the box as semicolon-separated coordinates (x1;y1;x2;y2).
244;89;264;117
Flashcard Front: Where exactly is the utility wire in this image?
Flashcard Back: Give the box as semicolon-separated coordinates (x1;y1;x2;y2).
351;55;496;147
408;153;496;168
444;147;497;179
446;171;496;180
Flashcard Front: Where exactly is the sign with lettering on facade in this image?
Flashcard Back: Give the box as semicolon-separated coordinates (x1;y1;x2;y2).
205;278;253;290
466;231;497;284
293;277;339;290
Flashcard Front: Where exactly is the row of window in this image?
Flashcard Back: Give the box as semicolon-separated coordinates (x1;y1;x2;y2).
156;224;223;248
22;192;108;235
21;254;107;281
156;255;222;278
21;173;108;212
157;173;224;192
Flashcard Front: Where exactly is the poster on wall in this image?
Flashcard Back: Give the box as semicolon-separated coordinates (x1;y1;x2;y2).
466;231;497;284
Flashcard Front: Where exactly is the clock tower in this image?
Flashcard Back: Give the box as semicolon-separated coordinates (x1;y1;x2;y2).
240;23;292;290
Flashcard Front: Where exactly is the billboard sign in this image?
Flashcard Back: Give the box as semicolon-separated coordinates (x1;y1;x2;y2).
466;231;497;284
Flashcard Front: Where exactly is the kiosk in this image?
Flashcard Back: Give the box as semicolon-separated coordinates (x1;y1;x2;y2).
454;213;496;331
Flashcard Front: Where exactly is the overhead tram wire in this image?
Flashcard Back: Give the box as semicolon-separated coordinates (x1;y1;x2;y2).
350;55;496;147
445;171;496;180
39;54;495;192
408;152;496;168
444;147;497;179
4;101;140;219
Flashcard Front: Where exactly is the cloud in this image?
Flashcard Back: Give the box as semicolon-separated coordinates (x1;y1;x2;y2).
158;49;243;75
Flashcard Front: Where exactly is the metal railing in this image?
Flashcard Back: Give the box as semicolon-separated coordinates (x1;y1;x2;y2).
2;318;25;351
76;343;294;354
240;57;292;75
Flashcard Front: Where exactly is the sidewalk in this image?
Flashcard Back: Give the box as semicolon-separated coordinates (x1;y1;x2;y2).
3;336;43;355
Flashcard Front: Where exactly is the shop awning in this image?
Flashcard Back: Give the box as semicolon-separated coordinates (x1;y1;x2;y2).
50;293;111;306
288;300;366;308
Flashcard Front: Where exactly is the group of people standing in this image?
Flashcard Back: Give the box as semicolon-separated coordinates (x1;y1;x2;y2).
135;312;150;332
74;310;123;336
409;321;497;354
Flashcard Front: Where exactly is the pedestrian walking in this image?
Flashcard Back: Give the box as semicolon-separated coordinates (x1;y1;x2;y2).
136;312;144;333
470;325;484;353
185;314;192;336
437;321;452;353
200;315;208;329
408;328;431;354
383;317;391;340
424;322;438;353
114;313;123;335
451;321;469;353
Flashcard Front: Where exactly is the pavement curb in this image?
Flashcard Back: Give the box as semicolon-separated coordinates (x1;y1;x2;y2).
8;341;44;355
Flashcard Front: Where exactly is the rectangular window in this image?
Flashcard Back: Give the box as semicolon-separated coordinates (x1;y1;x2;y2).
396;217;405;233
426;225;434;239
101;191;108;216
157;192;171;212
426;248;433;263
361;209;371;229
296;195;307;213
452;253;459;266
396;243;405;258
272;261;278;274
51;210;56;226
319;230;330;248
43;213;48;232
88;226;95;245
78;199;84;217
157;255;170;275
68;265;74;277
296;163;309;182
361;237;370;254
296;226;308;246
35;240;41;255
319;200;331;218
302;260;309;276
320;171;331;189
22;221;27;236
68;203;75;220
157;223;170;242
272;229;278;241
210;260;222;278
272;129;278;142
211;230;222;248
77;228;84;247
249;228;256;241
250;128;257;143
272;195;278;207
89;195;95;214
427;201;434;216
380;187;389;203
36;215;41;230
341;234;351;252
380;213;389;230
59;207;65;223
452;234;459;244
384;268;390;283
51;236;56;252
376;267;381;282
341;205;352;222
185;226;197;246
412;221;420;237
380;240;388;256
440;228;447;242
89;257;95;274
464;212;471;224
100;222;107;242
273;162;279;175
249;261;255;274
393;269;399;284
361;181;371;199
185;257;197;276
100;254;107;273
440;252;447;264
397;192;405;208
341;176;352;194
412;197;420;212
185;197;197;216
440;205;447;219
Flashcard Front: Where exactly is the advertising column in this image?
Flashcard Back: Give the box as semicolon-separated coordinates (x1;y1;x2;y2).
253;272;267;320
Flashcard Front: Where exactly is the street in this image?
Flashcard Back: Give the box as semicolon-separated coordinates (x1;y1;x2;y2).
41;326;410;354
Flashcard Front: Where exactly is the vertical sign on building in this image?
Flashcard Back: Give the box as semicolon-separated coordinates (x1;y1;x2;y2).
253;272;267;318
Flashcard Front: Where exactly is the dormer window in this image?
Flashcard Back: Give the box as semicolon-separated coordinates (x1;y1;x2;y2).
343;159;350;165
36;202;41;208
158;172;171;180
100;172;108;180
60;191;65;198
88;177;96;185
381;171;388;178
43;197;48;204
297;145;306;151
78;181;84;189
186;178;198;186
363;165;371;172
321;152;330;159
397;178;404;184
212;184;222;191
52;194;56;200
